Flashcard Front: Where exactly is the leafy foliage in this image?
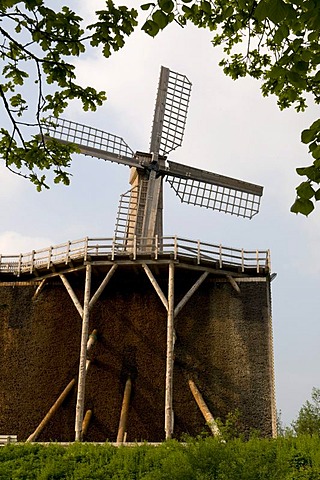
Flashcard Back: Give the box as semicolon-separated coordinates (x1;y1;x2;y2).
141;0;320;215
2;0;320;210
1;437;320;479
292;387;320;436
0;0;137;189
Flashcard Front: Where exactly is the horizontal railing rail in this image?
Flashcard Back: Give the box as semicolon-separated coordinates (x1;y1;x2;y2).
0;236;270;276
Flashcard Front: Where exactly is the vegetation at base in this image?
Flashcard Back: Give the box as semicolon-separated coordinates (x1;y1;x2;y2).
1;436;320;479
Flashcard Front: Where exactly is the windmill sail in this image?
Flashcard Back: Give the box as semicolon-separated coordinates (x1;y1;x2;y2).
165;161;263;219
141;67;192;240
43;117;137;168
41;65;264;242
150;67;192;156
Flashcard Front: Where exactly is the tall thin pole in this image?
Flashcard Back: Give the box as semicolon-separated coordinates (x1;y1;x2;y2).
165;262;175;439
75;264;91;441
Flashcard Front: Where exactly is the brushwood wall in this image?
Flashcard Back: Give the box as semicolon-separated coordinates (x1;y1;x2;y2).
0;268;275;441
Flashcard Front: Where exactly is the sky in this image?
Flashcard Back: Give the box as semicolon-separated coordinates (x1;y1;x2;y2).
1;1;320;426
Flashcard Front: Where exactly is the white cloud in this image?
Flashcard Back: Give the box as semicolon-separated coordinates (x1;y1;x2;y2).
0;231;52;255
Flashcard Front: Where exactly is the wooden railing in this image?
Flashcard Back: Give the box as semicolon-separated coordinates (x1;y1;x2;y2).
0;236;271;276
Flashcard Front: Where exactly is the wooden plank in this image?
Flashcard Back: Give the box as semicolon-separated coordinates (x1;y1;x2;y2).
0;435;17;444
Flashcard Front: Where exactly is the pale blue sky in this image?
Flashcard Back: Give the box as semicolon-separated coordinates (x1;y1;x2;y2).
1;2;320;426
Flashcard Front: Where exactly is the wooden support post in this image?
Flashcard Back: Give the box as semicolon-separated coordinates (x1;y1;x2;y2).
89;265;118;310
165;262;175;440
32;278;47;301
26;329;97;443
81;409;93;439
174;272;209;318
226;275;241;294
188;379;221;437
75;264;92;441
26;378;76;442
60;274;83;318
142;263;168;310
116;377;132;443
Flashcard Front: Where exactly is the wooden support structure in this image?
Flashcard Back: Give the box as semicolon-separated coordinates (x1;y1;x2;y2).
226;275;241;294
142;263;168;310
165;262;175;439
116;377;132;443
142;264;210;439
188;379;221;437
174;271;209;317
32;278;46;300
60;274;84;318
26;329;98;443
26;378;76;443
82;409;93;439
75;264;92;441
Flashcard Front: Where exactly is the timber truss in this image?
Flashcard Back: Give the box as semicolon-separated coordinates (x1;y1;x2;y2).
0;235;271;442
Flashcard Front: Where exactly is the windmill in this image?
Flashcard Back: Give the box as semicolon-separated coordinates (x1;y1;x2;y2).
44;67;263;246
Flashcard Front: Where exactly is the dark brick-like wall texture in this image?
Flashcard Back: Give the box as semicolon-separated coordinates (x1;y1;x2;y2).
0;267;274;442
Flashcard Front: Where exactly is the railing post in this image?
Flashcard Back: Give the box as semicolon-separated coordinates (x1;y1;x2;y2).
111;236;115;261
256;250;259;273
65;241;71;264
219;244;222;269
155;235;159;260
47;247;52;270
197;240;201;265
133;235;137;260
173;236;178;260
30;250;35;274
84;237;88;262
18;253;22;277
241;248;244;273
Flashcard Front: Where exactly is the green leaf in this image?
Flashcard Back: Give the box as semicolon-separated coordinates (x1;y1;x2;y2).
158;0;174;13
141;3;155;10
291;198;314;215
200;0;211;14
311;146;320;159
254;0;269;22
273;24;289;45
301;129;316;144
142;19;159;36
152;10;168;28
296;181;315;200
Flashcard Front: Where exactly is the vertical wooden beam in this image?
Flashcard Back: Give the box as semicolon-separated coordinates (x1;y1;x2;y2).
75;264;92;441
116;377;132;443
165;262;175;439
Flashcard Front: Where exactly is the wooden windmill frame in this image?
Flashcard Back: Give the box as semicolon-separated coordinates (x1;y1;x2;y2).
0;67;276;444
44;66;263;249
